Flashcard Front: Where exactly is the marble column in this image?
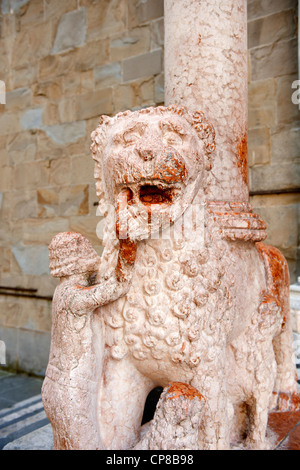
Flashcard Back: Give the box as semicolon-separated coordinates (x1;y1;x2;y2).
164;0;248;202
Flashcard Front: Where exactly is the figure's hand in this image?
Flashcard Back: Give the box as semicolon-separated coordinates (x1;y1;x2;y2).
116;188;133;241
115;190;138;281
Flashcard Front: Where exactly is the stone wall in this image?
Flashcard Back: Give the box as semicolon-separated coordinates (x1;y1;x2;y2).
0;0;298;375
0;0;164;374
247;0;300;280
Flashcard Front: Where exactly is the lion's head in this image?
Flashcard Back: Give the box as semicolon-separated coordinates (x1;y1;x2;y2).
91;105;215;241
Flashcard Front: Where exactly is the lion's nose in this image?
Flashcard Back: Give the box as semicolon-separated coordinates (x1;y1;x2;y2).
136;146;154;161
136;138;161;161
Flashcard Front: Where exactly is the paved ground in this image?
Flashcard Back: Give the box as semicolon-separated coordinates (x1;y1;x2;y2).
0;370;52;450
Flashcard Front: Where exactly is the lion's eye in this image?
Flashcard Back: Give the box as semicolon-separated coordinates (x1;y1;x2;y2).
163;131;182;146
123;132;141;145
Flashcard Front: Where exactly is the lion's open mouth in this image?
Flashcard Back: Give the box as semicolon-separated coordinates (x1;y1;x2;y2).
139;185;174;205
117;181;182;208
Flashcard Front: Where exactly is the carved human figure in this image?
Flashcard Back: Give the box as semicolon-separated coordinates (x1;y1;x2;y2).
42;231;137;450
88;105;299;450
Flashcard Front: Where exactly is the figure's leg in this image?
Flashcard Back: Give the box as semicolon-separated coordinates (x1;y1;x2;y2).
98;357;154;450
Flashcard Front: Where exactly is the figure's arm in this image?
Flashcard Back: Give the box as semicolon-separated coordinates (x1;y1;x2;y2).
68;238;137;316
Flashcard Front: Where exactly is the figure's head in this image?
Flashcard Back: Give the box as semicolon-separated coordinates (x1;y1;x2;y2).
49;232;101;278
91;105;215;240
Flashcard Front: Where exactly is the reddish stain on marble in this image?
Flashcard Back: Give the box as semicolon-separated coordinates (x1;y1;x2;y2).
166;382;205;402
268;411;300;449
236;133;248;186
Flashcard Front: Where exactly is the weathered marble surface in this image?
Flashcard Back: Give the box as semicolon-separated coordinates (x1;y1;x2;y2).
42;104;299;450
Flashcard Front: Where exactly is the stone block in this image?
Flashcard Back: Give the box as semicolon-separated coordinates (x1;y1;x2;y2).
20;107;44;131
17;328;51;376
151;17;164;49
57;98;75;124
154;72;164;104
42;103;59;126
19;296;52;332
33;80;63;102
61;70;94;98
12;245;50;276
139;77;155;105
248;10;296;49
19;217;69;245
59;184;89;216
6;87;32;112
250;161;300;193
249;107;275;129
0;247;10;274
45;121;86;145
0;37;10;76
0;166;12;192
0;325;19;370
10;189;37;220
69;215;102;245
43;0;77;21
12;22;53;67
0;149;9;170
0;112;22;136
270;125;300;164
18;0;44;27
276;74;300;125
39;51;75;81
248;78;275;108
52;7;86;55
75;88;113;120
94;62;122;88
49;157;71;186
71;155;94;185
12;64;38;89
122;48;162;82
36;131;87;162
114;76;155;110
85;0;127;42
37;188;60;218
247;0;296;21
74;38;109;72
250;38;298;81
7;132;37;164
110;25;151;62
0;219;12;244
251;203;298;260
137;0;164;24
112;83;137;111
248;127;270;167
14;161;49;191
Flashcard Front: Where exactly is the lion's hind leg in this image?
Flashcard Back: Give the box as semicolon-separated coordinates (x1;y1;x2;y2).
256;243;300;411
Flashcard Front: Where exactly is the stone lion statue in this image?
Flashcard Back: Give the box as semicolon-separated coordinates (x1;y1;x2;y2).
43;105;300;450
